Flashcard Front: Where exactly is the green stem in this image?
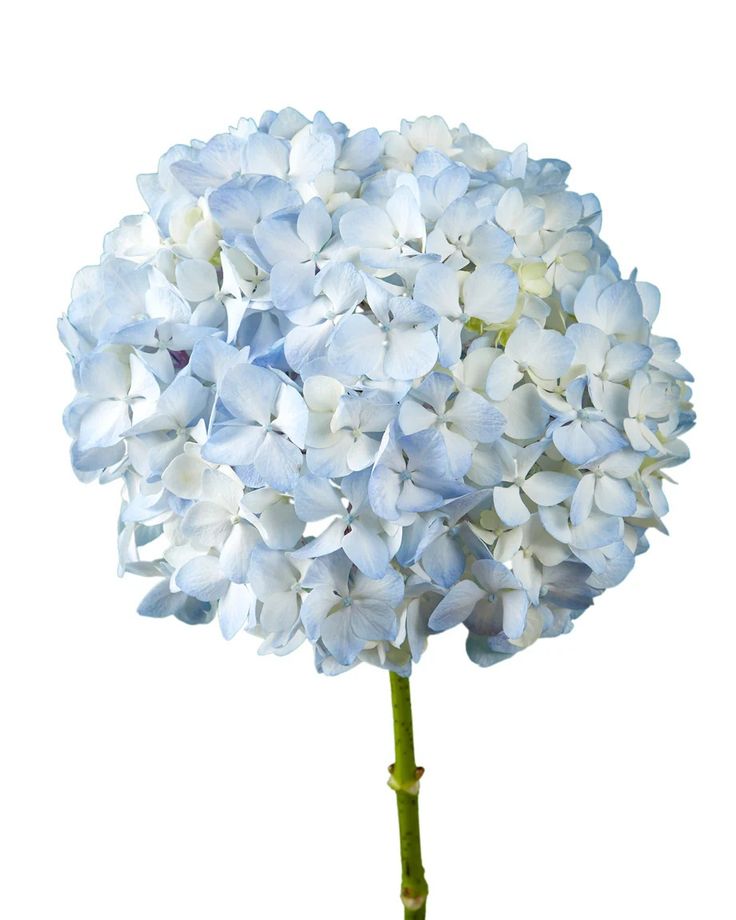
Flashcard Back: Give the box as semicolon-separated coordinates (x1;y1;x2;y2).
388;671;428;919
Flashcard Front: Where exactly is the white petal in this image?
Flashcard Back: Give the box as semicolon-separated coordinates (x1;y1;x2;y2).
485;353;522;401
463;263;519;324
175;259;219;302
182;501;233;548
289;128;336;181
493;485;530;527
386;186;425;241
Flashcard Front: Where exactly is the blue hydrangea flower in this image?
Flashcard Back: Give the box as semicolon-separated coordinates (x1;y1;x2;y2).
59;109;694;675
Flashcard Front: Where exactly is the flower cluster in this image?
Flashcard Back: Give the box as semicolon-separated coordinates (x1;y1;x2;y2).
59;110;694;675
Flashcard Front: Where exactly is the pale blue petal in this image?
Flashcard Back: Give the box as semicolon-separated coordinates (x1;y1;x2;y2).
176;556;229;602
220;363;280;424
328;314;384;376
553;419;598;465
220;522;259;583
542;561;599;610
294;474;344;522
566;322;609;374
428;580;485;631
244;132;290;177
301;550;352;592
260;591;299;635
604;342;653;382
317;261;365;313
297;196;332;252
466;634;516;667
532;331;575;380
156;375;209;428
249;545;297;597
595;475;637;517
368;465;401;521
208;182;259;241
570;473;596;526
596;280;644;335
76;400;130;450
255;432;303;491
320;611;366;665
584;420;628;460
290;520;345;559
340;205;395;249
523;471;578;506
437;317;463;367
570;513;623;550
352;566;404;607
410;371;454;414
349;599;398;643
421;532;466;589
273;384;308;447
586;543;635;589
397;480;443;514
270;259;316;312
337;128;381;172
384;327;438;380
501;589;529;640
472;559;523;593
496;383;549;440
254;213;307;266
413;262;460;316
342;523;390;579
138;579;212;624
202;423;265;466
463;221;514;264
284;322;333;373
306;438;353;479
219;583;256;639
258;500;305;550
300;587;339;640
448;389;506;442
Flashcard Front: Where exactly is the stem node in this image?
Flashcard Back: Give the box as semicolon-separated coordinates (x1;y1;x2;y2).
387;763;424;796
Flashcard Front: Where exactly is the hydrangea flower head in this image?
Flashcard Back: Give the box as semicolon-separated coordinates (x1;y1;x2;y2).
59;109;694;675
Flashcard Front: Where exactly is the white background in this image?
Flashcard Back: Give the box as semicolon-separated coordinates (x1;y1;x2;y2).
1;2;733;918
